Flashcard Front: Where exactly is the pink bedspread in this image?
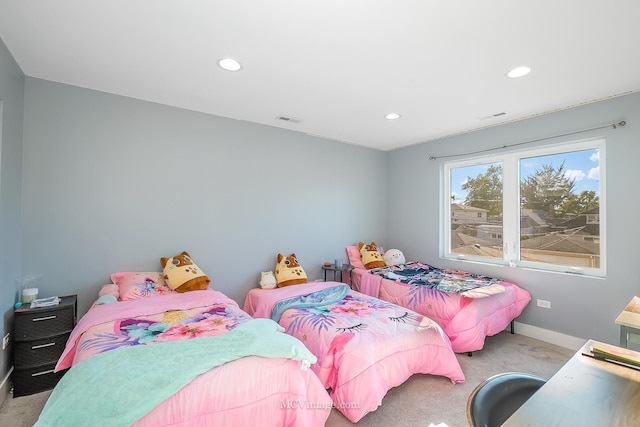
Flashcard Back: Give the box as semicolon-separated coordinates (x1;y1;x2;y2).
352;268;531;353
244;282;465;423
55;289;332;426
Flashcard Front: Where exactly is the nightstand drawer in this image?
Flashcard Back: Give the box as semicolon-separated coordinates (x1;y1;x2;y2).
14;332;71;367
14;308;74;340
13;363;67;397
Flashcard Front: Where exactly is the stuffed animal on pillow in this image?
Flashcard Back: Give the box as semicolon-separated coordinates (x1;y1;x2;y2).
160;251;210;293
259;271;277;289
359;242;386;269
275;253;308;288
383;249;406;266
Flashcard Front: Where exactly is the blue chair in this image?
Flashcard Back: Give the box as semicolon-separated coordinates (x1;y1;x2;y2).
466;372;546;427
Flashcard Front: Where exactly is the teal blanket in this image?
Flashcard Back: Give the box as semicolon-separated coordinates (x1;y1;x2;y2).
34;318;317;427
270;285;349;322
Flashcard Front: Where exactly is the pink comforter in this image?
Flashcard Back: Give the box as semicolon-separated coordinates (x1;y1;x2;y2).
244;282;465;423
55;289;332;427
353;268;531;353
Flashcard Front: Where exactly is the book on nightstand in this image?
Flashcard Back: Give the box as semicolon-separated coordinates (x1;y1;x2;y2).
30;296;61;308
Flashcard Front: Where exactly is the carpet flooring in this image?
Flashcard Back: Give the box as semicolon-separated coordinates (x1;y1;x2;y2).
0;331;575;426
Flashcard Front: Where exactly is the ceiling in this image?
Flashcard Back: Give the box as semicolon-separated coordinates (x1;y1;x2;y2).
1;1;639;151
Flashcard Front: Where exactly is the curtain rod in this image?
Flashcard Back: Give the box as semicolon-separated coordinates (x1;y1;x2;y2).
428;120;627;160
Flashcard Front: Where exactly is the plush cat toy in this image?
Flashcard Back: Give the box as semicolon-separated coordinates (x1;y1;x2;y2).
383;248;406;266
160;251;210;293
359;241;386;269
275;253;308;288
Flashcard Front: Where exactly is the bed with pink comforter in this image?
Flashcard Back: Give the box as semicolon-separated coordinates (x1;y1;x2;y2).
36;289;332;427
244;281;465;423
346;247;531;354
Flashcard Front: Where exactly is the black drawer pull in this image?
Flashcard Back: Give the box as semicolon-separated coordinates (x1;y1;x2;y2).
32;315;57;322
32;369;55;377
32;342;56;350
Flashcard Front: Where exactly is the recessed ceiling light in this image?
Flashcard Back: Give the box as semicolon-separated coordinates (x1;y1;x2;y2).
218;58;242;71
507;66;531;78
385;113;401;120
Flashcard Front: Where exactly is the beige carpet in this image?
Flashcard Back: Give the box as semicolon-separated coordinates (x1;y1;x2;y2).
0;331;575;427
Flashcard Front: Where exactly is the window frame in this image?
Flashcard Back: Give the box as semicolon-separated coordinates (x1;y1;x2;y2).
442;138;606;278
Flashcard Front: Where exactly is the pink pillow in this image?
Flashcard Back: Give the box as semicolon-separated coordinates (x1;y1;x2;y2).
346;245;384;269
110;272;177;301
346;246;366;269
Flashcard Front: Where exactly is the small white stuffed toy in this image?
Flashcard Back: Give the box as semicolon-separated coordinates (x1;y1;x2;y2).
259;271;277;289
383;249;406;266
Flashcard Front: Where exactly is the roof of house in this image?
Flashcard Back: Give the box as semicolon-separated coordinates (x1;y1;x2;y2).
520;232;599;255
451;203;489;213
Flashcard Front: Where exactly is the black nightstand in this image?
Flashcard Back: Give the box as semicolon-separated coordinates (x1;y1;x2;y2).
13;295;77;397
322;264;354;284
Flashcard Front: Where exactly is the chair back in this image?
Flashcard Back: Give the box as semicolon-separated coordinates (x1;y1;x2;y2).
466;372;546;427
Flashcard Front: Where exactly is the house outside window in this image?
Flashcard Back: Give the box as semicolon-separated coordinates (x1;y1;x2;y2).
443;139;605;277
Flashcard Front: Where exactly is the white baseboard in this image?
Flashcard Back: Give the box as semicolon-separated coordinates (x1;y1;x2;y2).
0;366;14;408
513;321;585;351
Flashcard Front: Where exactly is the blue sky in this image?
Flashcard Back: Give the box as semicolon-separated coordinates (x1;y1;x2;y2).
451;148;600;203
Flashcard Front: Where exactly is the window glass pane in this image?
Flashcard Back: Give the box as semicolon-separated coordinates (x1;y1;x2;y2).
449;162;503;259
519;148;600;269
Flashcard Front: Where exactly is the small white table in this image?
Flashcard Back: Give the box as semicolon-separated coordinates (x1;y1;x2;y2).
615;292;640;348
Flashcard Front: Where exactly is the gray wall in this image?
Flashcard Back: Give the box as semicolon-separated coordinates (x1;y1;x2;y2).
0;36;24;395
20;77;388;316
3;35;640;390
387;91;640;346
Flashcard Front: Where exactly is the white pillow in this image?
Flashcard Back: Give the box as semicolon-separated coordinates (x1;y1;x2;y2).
383;249;405;266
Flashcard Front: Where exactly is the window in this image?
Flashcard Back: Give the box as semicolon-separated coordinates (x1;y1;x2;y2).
443;139;605;277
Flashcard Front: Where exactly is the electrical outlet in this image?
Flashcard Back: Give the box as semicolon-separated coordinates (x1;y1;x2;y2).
2;333;9;350
537;299;551;309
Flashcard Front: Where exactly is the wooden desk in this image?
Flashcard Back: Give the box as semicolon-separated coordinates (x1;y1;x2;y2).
615;292;640;348
503;339;640;426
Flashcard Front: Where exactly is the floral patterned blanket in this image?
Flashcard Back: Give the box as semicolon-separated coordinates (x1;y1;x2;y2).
57;289;253;370
369;262;505;294
247;281;465;422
